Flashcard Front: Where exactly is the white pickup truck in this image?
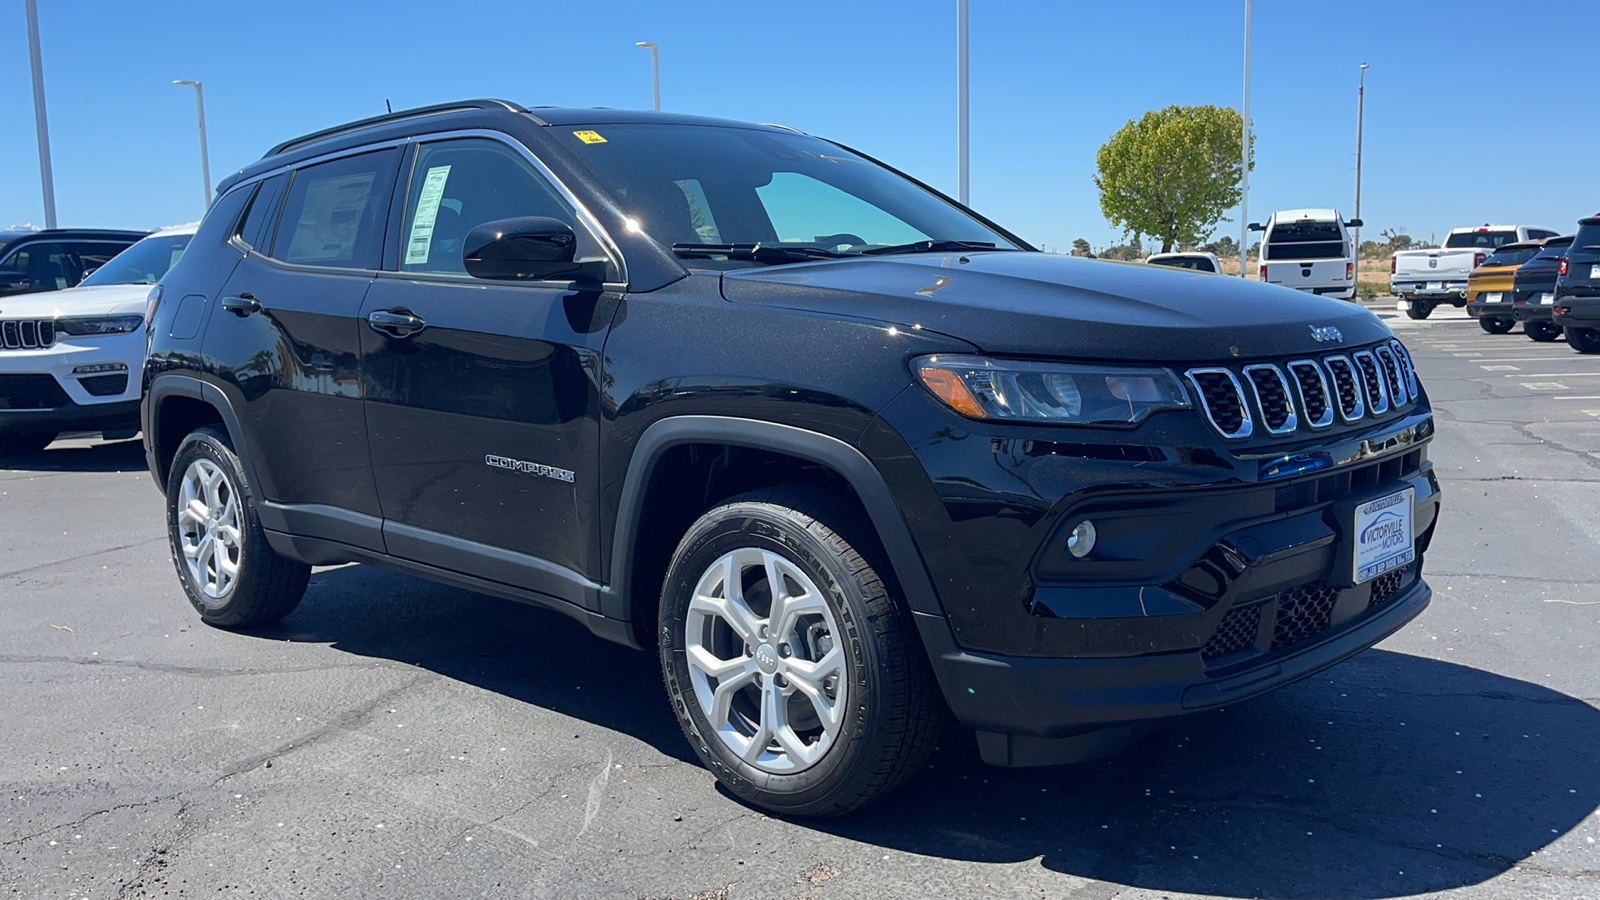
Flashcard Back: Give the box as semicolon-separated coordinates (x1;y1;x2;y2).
1392;224;1559;319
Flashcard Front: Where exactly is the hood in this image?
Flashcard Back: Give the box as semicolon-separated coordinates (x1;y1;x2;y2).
720;252;1391;362
0;283;153;318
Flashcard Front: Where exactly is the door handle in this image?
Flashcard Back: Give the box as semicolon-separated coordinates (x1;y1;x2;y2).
367;309;427;338
220;294;260;317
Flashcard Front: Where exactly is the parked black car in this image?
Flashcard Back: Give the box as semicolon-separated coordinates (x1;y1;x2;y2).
141;100;1440;816
1512;235;1573;341
1553;216;1600;354
0;229;149;296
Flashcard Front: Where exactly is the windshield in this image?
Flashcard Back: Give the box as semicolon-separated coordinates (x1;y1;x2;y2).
554;124;1018;263
78;233;192;286
1444;230;1517;249
1483;246;1540;267
1264;222;1346;260
1533;239;1573;261
1149;256;1216;272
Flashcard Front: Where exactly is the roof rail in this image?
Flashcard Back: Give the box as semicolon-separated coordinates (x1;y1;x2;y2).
265;99;534;157
758;122;806;134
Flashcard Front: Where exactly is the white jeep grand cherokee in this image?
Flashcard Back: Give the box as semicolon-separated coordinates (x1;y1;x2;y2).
0;226;194;458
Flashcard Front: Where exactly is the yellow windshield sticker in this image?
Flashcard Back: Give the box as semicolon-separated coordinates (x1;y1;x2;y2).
572;130;607;144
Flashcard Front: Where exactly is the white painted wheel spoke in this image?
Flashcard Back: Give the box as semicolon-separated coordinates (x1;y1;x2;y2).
788;667;843;733
686;644;749;680
176;458;244;607
181;499;208;527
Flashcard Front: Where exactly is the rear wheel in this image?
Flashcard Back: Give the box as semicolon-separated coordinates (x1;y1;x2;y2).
659;488;941;817
1405;300;1434;320
1479;317;1515;334
1567;327;1600;354
0;431;56;459
1526;322;1562;342
166;425;310;628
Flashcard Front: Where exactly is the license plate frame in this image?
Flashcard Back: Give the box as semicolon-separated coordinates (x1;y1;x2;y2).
1591;265;1600;280
1485;292;1504;303
1425;281;1442;292
1353;488;1415;585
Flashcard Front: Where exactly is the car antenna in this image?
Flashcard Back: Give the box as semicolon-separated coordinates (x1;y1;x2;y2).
385;99;392;113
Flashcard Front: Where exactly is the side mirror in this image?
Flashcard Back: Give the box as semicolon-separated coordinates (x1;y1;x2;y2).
1247;222;1265;232
463;216;582;281
80;266;99;280
0;269;29;296
1346;218;1363;228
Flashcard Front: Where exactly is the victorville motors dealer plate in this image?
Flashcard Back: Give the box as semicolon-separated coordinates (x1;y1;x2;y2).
1354;488;1415;584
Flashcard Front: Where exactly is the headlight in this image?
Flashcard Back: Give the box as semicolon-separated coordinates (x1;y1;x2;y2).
912;354;1191;425
56;314;146;337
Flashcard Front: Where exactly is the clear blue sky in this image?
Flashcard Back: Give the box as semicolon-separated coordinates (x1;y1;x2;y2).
3;0;1596;250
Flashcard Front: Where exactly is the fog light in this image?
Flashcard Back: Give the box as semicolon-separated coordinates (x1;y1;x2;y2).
1066;520;1097;559
72;362;128;375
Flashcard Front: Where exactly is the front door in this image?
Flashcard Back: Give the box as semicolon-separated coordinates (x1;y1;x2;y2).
360;137;620;602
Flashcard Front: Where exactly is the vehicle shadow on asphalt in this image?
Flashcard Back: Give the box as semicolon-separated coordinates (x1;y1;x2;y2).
1;439;147;473
825;648;1600;899
255;565;1599;898
257;562;697;765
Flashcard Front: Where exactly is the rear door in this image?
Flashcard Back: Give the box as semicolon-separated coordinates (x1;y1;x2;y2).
360;136;621;602
203;148;401;549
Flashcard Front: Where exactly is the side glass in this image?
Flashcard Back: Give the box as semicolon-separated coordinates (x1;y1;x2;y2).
271;150;399;270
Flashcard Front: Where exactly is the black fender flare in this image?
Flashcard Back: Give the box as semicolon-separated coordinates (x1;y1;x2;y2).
145;373;259;495
606;415;948;638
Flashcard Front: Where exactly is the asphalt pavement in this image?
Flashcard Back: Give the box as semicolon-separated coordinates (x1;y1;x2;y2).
2;301;1598;899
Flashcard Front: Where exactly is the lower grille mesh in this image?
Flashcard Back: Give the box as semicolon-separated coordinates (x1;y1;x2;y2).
0;374;70;410
1271;583;1339;650
1202;603;1262;660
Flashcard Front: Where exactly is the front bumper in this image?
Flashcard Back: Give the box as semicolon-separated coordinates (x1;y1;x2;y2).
1553;294;1600;329
0;330;144;436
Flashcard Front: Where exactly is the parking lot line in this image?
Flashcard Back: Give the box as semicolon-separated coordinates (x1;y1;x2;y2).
1480;365;1520;371
1555;395;1600;400
1520;383;1569;390
1505;372;1600;378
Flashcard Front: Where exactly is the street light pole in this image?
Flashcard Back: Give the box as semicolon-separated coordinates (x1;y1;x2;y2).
1238;0;1252;277
1353;63;1369;297
25;0;58;229
174;80;211;210
957;0;969;206
635;42;660;111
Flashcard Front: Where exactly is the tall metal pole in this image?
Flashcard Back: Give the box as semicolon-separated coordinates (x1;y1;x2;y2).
636;43;660;111
957;0;970;205
25;0;58;229
1353;63;1368;298
174;81;211;209
1238;0;1252;277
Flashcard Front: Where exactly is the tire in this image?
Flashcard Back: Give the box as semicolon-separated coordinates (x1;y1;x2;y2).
1525;322;1562;342
0;430;57;459
659;487;941;817
1405;300;1433;320
165;425;310;628
1479;317;1515;335
1567;326;1600;354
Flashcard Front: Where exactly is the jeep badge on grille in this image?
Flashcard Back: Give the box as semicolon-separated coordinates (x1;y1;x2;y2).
1309;325;1344;343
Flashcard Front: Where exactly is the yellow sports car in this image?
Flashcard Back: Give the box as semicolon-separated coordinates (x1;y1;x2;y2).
1465;240;1543;333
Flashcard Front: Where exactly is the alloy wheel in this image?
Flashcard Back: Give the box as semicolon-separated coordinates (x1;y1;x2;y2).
176;458;243;605
683;547;846;774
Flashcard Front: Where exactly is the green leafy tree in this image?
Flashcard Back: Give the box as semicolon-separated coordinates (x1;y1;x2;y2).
1071;237;1091;257
1095;104;1253;253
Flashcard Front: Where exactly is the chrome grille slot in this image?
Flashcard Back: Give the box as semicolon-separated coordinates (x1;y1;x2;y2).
1324;356;1365;422
1242;364;1297;434
1185;368;1252;439
1287;360;1334;429
1353;350;1390;415
1375;346;1406;405
1389;339;1418;397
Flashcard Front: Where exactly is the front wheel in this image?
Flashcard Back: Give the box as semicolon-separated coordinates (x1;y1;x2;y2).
1567;326;1600;354
659;488;941;817
1526;322;1562;342
166;425;310;628
1479;317;1515;335
1405;300;1434;320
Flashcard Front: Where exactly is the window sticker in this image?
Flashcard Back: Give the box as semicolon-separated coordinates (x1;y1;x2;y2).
286;172;376;263
404;165;452;265
572;130;607;144
674;179;722;244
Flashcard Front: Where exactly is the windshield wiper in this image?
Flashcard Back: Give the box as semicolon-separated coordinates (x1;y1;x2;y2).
859;239;1009;256
671;243;850;264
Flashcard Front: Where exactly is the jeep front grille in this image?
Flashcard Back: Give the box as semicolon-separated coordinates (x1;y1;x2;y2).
0;319;57;350
1186;341;1418;440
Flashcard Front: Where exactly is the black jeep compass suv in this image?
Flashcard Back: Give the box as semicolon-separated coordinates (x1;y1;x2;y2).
142;99;1440;816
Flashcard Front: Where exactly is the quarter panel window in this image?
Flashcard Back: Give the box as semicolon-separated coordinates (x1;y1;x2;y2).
238;174;288;251
399;138;577;275
272;150;399;269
